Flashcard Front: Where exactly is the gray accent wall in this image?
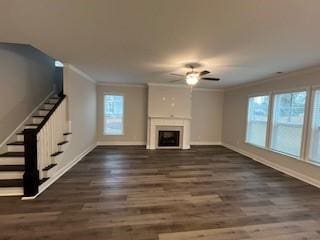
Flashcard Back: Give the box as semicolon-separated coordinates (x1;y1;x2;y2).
0;43;55;144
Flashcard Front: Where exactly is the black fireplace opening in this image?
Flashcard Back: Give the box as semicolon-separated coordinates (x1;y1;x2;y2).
158;130;180;147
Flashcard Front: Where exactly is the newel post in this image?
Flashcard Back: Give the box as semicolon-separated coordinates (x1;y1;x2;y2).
23;129;39;197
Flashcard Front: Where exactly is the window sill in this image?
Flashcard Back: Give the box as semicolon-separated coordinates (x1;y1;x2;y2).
103;133;124;136
245;142;267;151
269;148;301;161
305;159;320;167
245;142;302;160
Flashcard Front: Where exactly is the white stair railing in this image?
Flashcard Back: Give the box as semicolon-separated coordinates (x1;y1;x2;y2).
24;95;68;197
37;98;67;179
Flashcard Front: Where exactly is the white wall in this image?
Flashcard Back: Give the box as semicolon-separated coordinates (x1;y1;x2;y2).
96;84;224;146
222;66;320;185
191;89;224;144
148;85;192;119
97;84;147;145
0;43;55;144
60;65;97;170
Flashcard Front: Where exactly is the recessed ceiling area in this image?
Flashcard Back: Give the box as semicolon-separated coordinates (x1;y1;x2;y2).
1;0;320;88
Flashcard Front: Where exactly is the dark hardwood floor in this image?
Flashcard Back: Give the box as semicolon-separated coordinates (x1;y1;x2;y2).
1;145;320;239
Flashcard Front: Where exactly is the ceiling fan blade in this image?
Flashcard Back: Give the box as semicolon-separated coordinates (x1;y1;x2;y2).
199;70;210;76
170;73;185;77
169;79;184;83
201;77;220;81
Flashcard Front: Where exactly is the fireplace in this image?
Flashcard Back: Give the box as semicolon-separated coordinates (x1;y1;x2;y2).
158;130;180;147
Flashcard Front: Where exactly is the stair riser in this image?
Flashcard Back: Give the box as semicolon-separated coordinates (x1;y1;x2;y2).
43;166;57;178
24;125;37;130
32;118;44;124
58;143;69;152
64;135;72;142
0;172;23;180
47;99;59;104
0;157;24;165
17;135;24;142
43;104;54;110
52;154;63;164
8;145;24;152
38;110;50;116
0;187;23;196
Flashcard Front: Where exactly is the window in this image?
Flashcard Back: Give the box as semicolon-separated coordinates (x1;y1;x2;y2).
309;89;320;163
104;95;124;135
55;60;64;67
270;91;307;157
246;95;270;147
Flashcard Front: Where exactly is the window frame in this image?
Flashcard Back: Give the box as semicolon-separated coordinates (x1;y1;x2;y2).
103;92;125;136
269;88;309;159
305;86;320;166
245;87;311;161
245;93;271;149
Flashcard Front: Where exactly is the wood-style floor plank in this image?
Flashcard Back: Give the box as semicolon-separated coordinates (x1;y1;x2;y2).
0;145;320;239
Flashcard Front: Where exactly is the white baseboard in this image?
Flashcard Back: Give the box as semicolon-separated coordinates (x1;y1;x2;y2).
22;143;97;200
0;90;54;149
222;142;320;189
97;141;146;146
190;141;222;145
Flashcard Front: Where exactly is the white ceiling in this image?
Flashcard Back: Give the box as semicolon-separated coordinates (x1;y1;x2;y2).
1;0;320;88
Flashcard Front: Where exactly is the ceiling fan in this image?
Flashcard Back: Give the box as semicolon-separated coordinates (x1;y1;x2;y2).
170;65;220;86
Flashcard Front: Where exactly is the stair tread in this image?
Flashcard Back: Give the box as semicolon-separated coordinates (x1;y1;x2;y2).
0;165;24;171
39;109;50;111
32;115;45;118
43;164;57;171
58;141;68;146
63;132;72;136
51;151;63;157
0;179;23;187
7;141;24;146
0;152;24;158
25;123;39;126
40;178;49;185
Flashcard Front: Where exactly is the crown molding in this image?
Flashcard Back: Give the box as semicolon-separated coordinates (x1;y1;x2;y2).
65;64;97;84
193;87;224;92
147;82;189;88
97;82;147;88
225;65;320;91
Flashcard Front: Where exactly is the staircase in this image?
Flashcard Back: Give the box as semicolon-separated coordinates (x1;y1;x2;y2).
0;95;71;196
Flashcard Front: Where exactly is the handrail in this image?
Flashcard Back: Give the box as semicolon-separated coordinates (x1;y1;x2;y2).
34;94;66;134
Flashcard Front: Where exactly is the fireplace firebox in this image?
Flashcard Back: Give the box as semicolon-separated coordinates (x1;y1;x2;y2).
158;130;180;147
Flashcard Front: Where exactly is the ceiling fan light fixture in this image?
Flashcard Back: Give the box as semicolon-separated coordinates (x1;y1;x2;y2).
186;72;199;85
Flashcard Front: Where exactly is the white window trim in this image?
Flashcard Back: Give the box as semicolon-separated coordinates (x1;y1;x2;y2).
103;92;125;136
245;93;271;149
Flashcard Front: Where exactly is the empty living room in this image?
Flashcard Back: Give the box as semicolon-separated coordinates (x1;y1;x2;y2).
1;0;320;239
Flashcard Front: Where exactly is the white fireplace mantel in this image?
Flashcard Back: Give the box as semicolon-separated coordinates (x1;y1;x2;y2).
147;116;191;150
